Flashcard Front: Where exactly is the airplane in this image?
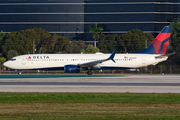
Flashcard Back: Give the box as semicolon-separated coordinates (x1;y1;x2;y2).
3;25;174;75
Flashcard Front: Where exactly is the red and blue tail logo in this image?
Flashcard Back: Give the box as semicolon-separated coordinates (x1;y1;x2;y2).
135;25;173;55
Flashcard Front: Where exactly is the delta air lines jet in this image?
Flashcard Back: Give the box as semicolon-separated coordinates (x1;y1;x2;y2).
3;25;174;75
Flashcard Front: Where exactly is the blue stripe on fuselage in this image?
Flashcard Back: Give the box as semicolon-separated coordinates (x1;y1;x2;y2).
17;66;133;71
93;66;133;70
27;67;64;70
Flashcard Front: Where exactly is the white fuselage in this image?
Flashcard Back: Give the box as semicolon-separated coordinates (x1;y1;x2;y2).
3;53;168;70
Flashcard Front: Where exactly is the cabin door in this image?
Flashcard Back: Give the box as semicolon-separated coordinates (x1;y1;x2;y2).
21;57;26;65
142;56;146;64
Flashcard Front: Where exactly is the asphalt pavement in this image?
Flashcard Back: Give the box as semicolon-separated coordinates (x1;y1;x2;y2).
0;75;179;93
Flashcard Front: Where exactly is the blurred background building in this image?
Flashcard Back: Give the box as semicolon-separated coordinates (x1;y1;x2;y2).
0;0;179;41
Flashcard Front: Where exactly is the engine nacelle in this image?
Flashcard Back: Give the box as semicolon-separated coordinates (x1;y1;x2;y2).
64;65;80;73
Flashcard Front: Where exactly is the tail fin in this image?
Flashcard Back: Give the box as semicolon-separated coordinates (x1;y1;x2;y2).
135;25;173;55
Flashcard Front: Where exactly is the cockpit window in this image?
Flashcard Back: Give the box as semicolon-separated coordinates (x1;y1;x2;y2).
10;58;16;61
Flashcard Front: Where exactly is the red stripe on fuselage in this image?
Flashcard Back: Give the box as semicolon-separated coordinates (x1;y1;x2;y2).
162;41;169;55
152;33;171;54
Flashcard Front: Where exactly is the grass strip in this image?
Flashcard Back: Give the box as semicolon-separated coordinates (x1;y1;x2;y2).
0;103;180;120
0;93;180;104
0;93;180;119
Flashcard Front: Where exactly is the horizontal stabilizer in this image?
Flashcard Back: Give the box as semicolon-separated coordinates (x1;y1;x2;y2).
155;52;175;59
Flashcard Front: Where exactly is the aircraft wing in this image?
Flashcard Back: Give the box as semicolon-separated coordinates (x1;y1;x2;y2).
78;49;117;68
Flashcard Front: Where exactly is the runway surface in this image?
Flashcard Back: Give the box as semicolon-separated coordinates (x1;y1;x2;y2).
0;75;179;93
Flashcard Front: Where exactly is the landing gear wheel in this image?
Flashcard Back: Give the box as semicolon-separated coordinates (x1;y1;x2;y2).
87;71;93;75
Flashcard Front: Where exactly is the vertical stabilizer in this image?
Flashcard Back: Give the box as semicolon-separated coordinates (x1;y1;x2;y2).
135;25;173;54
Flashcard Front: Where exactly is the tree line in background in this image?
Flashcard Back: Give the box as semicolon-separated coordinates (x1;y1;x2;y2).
0;18;180;69
0;28;154;58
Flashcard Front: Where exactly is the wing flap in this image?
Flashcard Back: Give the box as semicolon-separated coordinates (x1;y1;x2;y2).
79;59;106;67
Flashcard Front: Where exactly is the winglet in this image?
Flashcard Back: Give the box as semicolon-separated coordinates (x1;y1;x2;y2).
108;48;117;63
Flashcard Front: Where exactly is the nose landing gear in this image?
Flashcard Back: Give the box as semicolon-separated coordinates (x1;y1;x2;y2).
18;72;21;75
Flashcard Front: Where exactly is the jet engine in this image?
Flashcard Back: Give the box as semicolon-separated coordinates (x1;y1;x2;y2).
64;65;80;73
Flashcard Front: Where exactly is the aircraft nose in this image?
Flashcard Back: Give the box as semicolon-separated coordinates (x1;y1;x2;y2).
3;61;9;67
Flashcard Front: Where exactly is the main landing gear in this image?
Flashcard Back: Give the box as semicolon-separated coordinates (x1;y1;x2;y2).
87;70;93;75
